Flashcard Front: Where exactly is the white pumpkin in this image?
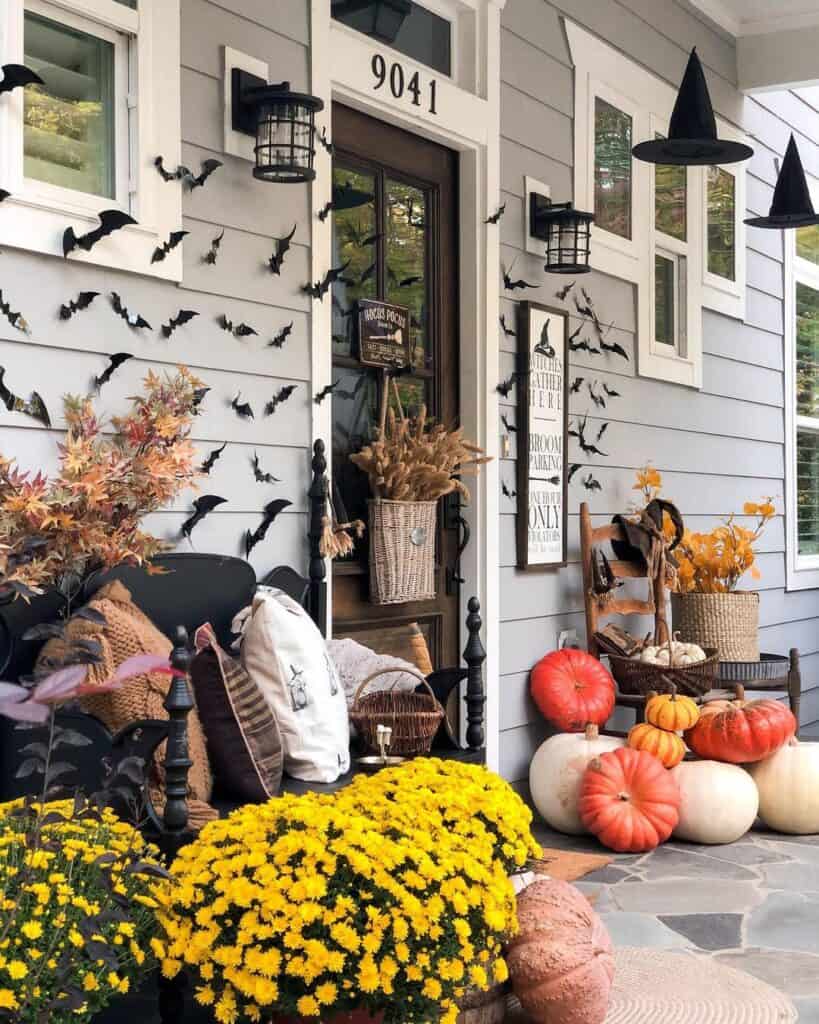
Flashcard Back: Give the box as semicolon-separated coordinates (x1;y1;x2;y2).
529;724;624;835
749;738;819;835
670;760;759;844
639;640;706;667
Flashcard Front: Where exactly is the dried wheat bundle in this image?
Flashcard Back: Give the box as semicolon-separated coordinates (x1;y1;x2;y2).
351;404;490;503
319;514;366;560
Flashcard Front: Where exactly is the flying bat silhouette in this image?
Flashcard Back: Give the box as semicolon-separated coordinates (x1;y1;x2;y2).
110;292;151;330
186;159;222;190
265;384;297;417
358;261;377;285
567;463;581;483
0;367;50;428
600;335;629;360
161;309;199;339
220;315;257;338
398;275;422;288
303;263;351;301
0;190;10;203
533;321;555;358
192;387;210;414
570;336;600;355
314;382;340;404
269;321;294;348
231;393;254;420
318;126;334;155
267;224;297;275
245;499;293;557
151;229;188;264
556;281;575;300
94;352;133;393
154;156;187;182
182;495;227;540
317;201;334;222
200;441;227;475
583;473;602;492
502;264;537;292
496;371;525;398
252;451;281;484
501;480;516;499
602;383;621;398
588;381;606;408
59;291;99;321
0;64;43;95
574;415;608;457
570;376;584;394
485;204;506;225
499;314;516;338
501;413;517;434
63;210;137;258
204;228;224;265
0;291;29;333
596;422;609;443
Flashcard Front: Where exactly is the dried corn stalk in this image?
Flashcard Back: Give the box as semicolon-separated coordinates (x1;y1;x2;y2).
319;514;366;560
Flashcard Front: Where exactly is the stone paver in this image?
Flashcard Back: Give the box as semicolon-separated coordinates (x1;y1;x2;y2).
612;878;764;914
746;891;819;953
715;950;819;998
795;999;819;1024
637;845;761;881
659;912;744;951
761;861;819;893
600;912;694;948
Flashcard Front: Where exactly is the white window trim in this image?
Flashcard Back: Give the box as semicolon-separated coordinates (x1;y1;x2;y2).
0;0;182;281
785;206;819;590
565;19;748;389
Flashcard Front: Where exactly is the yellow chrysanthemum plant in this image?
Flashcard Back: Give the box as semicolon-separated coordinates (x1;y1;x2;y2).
157;760;541;1024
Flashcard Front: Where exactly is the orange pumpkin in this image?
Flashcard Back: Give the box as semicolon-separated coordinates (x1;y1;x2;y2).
645;688;700;731
579;747;680;853
628;722;686;768
684;685;796;764
530;649;615;733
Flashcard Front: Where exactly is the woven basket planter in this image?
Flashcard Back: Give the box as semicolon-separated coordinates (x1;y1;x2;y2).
671;591;760;662
368;498;436;605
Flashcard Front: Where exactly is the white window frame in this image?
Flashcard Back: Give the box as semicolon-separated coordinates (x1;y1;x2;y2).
565;19;748;389
785;203;819;590
0;0;183;280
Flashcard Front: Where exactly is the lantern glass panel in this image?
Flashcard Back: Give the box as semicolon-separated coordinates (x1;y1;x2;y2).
255;99;316;182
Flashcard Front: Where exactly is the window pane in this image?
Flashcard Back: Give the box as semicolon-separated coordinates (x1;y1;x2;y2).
655;254;675;346
24;12;116;199
115;1;137;7
655;151;686;240
386;179;428;369
797;225;819;265
594;97;632;240
796;281;819;418
332;1;451;76
331;166;377;358
797;430;819;556
707;166;735;281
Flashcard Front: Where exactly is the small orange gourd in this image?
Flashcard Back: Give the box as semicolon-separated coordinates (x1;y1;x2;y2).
628;722;686;768
645;687;700;732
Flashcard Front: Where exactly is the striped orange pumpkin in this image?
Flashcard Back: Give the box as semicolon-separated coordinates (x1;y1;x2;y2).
645;690;700;732
627;723;686;768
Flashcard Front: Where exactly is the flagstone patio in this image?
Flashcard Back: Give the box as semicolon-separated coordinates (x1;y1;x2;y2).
532;822;819;1023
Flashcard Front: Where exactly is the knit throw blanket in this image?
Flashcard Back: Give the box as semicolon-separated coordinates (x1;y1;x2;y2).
37;581;216;830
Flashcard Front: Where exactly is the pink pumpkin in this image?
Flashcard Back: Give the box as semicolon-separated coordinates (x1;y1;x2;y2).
506;878;615;1024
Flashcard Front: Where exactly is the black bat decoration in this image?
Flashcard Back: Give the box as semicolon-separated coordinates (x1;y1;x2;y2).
399;275;422;288
602;383;621;398
110;292;151;330
231;393;255;420
267;224;297;275
501;480;516;499
161;309;199;339
596;422;610;443
63;210;137;258
314;381;340;404
182;495;227;540
220;315;257;338
0;367;50;428
568;323;584;347
204;228;224;265
200;441;227;474
151;229;188;264
332;375;368;402
0;290;29;332
359;262;377;285
59;291;99;321
570;376;584;394
265;384;297;417
0;190;10;203
0;64;44;95
252;451;281;484
567;463;581;483
502;264;537;292
317;200;334;222
501;413;517;434
600;335;630;360
588;382;606;408
94;352;133;393
570;336;600;355
154;156;186;182
318;126;334;155
303;263;350;301
245;498;293;557
556;281;575;300
186;159;222;190
499;314;516;338
574;414;608;457
269;321;294;348
496;371;524;398
485;204;506;225
583;473;603;492
533;320;555;358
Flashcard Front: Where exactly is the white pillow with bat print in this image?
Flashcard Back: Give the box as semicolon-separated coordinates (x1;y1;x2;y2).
232;587;350;783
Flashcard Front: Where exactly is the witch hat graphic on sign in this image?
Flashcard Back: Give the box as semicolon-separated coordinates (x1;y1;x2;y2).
746;134;819;230
633;48;753;166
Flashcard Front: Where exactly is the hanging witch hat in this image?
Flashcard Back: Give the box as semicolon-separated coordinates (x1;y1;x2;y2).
633;48;753;166
746;134;819;229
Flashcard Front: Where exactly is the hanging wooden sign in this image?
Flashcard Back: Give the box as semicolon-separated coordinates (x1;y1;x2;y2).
357;299;411;368
516;301;569;570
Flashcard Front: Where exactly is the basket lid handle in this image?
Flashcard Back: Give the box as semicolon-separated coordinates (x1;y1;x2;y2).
352;666;437;708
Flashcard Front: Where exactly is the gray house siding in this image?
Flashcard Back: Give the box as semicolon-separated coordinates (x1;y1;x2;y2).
497;0;819;782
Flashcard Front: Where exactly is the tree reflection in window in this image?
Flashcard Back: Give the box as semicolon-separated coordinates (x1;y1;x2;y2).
796;282;819;419
331;167;377;357
386;179;428;369
707;167;735;281
655;147;686;241
797;429;819;556
594;97;632;240
797;225;819;266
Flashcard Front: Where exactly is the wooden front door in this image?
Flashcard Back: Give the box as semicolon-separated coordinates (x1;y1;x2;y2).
330;104;460;671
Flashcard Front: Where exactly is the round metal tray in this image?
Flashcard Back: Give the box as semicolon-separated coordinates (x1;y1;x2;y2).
716;653;789;683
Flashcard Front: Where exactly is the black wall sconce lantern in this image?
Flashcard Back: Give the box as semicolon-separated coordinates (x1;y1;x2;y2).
231;70;324;184
530;192;595;274
331;0;412;44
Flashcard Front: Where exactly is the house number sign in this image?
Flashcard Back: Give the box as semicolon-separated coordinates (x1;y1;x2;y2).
371;54;438;115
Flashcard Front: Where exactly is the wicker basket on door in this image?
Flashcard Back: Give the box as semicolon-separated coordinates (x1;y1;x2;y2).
368;498;437;605
671;591;760;662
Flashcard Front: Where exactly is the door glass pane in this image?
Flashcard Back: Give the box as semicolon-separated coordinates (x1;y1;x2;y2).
797;225;819;265
655;147;686;240
796;281;819;418
332;369;378;558
595;97;632;240
707;166;736;281
386;179;428;369
655;254;675;346
797;430;819;556
114;0;137;6
24;12;116;199
331;166;377;358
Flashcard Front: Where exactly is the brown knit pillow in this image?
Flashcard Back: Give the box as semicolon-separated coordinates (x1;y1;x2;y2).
37;581;215;828
191;623;283;803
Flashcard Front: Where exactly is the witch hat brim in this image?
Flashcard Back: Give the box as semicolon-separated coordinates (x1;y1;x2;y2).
633;49;753;166
745;134;819;229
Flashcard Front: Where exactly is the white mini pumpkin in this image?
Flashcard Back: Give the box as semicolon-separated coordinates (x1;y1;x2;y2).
670;760;759;844
749;738;819;835
529;724;624;835
639;639;707;667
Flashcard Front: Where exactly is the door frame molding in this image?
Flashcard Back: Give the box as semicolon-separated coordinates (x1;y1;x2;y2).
310;0;504;766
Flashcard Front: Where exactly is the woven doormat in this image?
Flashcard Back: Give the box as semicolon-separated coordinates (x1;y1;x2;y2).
505;949;797;1023
532;847;612;882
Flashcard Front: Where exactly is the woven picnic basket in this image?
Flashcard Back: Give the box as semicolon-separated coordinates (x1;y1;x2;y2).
368;498;437;605
349;667;444;756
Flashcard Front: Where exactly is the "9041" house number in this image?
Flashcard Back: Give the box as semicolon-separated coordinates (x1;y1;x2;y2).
371;54;438;115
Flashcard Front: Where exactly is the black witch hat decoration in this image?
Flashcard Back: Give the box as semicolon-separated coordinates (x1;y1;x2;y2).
633;49;753;166
746;134;819;230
